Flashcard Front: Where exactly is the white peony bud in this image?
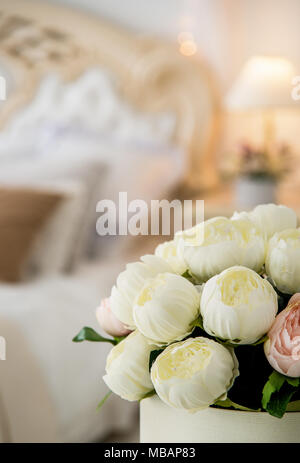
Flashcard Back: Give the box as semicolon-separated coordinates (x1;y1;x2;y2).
247;204;297;239
103;331;154;401
110;255;172;327
231;210;251;221
133;272;200;344
266;228;300;294
179;216;265;282
151;337;239;412
200;266;278;344
230;215;266;270
155;239;187;275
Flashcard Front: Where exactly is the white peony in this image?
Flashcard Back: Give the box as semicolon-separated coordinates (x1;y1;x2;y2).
266;228;300;294
233;204;297;239
151;337;239;412
110;255;172;327
155;239;187;275
179;216;265;282
230;215;266;270
133;272;200;344
103;331;154;401
200;266;278;344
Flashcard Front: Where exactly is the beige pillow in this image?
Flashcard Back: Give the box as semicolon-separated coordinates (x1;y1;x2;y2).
0;186;62;282
0;151;108;268
26;181;87;276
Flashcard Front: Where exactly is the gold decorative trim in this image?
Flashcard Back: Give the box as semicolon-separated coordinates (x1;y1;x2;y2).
0;0;220;190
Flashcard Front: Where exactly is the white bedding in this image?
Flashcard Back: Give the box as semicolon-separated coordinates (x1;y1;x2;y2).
0;70;183;267
0;68;182;443
0;259;137;443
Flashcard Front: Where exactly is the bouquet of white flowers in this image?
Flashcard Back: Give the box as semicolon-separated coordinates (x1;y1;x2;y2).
74;203;300;418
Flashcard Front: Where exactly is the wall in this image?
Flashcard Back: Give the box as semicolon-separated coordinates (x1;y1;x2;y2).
42;0;300;91
39;0;300;180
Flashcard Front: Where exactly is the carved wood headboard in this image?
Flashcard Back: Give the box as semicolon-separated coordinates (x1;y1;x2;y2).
0;0;220;191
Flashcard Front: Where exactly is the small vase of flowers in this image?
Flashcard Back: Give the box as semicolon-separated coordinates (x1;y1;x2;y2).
224;142;292;209
74;203;300;443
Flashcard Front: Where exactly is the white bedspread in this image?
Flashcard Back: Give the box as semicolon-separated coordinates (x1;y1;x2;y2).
0;259;137;442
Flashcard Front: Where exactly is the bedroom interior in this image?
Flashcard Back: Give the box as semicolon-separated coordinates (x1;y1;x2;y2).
0;0;300;444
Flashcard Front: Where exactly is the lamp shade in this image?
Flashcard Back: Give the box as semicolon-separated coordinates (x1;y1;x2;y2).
226;56;296;110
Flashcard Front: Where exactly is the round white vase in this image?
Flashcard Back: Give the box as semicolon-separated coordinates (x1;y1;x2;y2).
140;395;300;443
235;176;277;209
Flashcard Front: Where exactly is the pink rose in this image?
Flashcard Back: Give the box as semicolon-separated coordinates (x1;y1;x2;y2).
264;293;300;377
96;297;132;337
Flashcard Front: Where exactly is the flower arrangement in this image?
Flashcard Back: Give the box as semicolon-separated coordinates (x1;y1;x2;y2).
222;142;292;180
74;203;300;418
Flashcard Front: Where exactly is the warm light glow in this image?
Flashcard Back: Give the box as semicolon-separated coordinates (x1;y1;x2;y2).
179;39;197;57
177;31;193;44
241;56;294;84
226;55;297;110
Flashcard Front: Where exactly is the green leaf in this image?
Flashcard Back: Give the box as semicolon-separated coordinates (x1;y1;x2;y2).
149;348;164;371
96;391;112;411
262;381;277;410
269;371;286;389
72;326;117;345
262;371;285;409
286;377;300;387
181;270;191;279
214;337;240;348
113;336;126;344
141;390;156;401
252;335;268;346
286;400;300;412
220;334;268;347
181;269;197;284
214;398;261;412
192;316;204;330
262;371;300;418
267;387;297;418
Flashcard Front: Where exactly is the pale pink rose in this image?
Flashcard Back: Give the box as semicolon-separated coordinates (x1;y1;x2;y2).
264;293;300;377
96;298;132;337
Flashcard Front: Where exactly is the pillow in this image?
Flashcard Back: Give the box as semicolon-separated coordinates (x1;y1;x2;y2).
0;70;175;153
0;186;62;282
0;68;178;267
0;151;108;269
26;181;87;276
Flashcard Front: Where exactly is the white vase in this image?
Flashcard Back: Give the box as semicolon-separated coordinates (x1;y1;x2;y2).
140;396;300;443
235;177;277;209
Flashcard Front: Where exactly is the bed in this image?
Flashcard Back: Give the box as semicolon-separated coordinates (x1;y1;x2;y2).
0;0;219;442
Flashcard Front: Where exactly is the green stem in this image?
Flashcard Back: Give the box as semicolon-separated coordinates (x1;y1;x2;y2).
97;391;113;411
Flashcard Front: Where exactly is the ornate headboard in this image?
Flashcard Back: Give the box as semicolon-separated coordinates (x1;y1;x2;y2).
0;0;220;191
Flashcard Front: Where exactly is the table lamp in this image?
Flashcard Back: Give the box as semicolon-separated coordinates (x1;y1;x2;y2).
225;55;297;153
